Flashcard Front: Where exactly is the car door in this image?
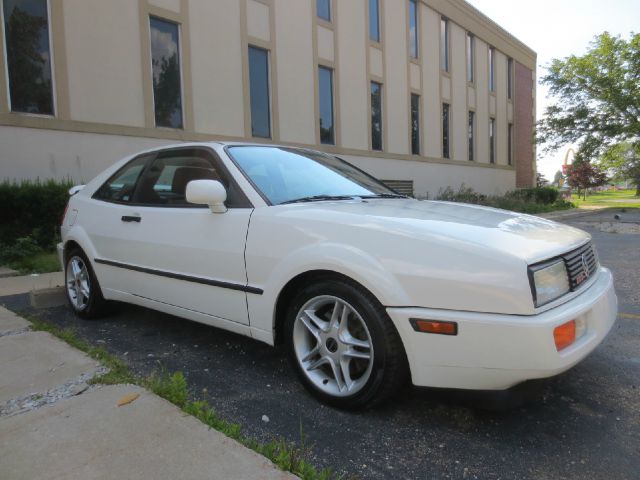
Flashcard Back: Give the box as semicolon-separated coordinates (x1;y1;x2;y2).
90;147;254;325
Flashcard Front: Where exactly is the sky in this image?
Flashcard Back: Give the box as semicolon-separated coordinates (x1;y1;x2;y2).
465;0;640;180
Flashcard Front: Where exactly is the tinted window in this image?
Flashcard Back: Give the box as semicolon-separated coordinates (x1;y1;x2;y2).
411;94;420;155
317;0;331;22
468;111;475;161
369;0;380;42
94;155;153;203
409;0;418;59
150;17;183;129
442;103;450;159
489;118;496;163
248;46;271;138
508;123;514;166
318;66;334;145
371;82;383;151
3;0;54;115
132;149;250;208
228;146;396;205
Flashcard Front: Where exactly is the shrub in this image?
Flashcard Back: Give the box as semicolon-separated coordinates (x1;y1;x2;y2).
0;179;72;250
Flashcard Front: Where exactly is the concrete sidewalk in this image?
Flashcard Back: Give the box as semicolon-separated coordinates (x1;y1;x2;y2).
0;306;296;480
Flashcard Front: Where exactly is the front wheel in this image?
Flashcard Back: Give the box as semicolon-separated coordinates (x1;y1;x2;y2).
65;248;108;319
285;278;409;409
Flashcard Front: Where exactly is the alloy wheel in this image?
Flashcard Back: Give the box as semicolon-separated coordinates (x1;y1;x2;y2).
66;256;91;310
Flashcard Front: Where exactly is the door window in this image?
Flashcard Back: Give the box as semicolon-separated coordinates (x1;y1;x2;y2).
131;148;250;208
94;154;153;203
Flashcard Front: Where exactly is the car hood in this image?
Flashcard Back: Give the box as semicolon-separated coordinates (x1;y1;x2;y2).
278;198;589;265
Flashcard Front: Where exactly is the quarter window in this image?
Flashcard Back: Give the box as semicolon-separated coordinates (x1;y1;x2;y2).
150;17;183;129
371;81;383;151
2;0;54;115
94;155;153;203
248;46;271;138
318;66;335;145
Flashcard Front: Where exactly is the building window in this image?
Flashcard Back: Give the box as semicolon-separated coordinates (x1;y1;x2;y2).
466;33;475;83
442;103;450;159
371;81;383;151
317;0;331;22
409;0;418;59
468;111;475;161
410;94;420;155
489;118;496;163
150;17;183;129
248;46;271;138
318;66;334;145
440;18;449;72
508;123;514;166
369;0;380;42
489;47;496;92
2;0;54;115
508;57;514;100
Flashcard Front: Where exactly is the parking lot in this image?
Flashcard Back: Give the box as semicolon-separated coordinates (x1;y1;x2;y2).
2;217;639;480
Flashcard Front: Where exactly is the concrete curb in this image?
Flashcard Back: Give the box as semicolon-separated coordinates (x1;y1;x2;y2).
30;287;66;309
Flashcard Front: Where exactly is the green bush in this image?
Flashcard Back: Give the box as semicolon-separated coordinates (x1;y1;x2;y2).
433;185;574;214
0;179;72;250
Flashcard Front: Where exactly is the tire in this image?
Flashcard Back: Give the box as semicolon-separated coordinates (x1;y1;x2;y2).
284;276;409;409
64;247;108;319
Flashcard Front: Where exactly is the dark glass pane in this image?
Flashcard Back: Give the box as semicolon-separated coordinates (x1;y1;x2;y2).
409;0;418;58
317;0;331;21
248;46;271;138
442;103;450;159
318;66;334;145
489;48;495;92
468;111;475;161
489;118;496;163
3;0;54;114
411;94;420;155
369;0;380;42
371;82;383;151
508;58;514;99
94;154;153;203
440;18;448;71
508;123;513;165
466;34;474;83
150;17;183;129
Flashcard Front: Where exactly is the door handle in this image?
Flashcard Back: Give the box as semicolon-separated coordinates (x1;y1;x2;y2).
121;215;141;223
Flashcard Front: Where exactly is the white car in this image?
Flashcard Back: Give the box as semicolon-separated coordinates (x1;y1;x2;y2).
59;143;618;408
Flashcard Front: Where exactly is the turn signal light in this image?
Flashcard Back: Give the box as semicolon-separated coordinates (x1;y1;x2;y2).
410;319;458;336
554;320;576;351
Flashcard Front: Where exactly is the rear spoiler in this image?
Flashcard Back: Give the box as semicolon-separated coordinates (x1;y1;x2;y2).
69;185;85;196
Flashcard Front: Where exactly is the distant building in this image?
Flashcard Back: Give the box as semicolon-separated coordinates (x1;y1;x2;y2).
0;0;536;195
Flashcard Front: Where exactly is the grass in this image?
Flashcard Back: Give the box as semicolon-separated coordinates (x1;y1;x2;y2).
571;189;640;209
7;251;61;275
27;316;336;480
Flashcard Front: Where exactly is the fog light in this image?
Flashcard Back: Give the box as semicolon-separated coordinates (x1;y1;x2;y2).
410;319;458;336
554;320;576;351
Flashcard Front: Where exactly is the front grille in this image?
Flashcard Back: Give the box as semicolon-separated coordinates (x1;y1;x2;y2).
562;241;599;291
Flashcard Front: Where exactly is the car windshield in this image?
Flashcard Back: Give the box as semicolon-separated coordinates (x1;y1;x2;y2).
227;146;401;205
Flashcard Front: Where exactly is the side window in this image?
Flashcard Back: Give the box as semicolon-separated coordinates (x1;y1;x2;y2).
132;149;251;208
94;154;152;203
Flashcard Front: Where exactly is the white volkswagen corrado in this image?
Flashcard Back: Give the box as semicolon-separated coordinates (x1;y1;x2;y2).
59;142;618;408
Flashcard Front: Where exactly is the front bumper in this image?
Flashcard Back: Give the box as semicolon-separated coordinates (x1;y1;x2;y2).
387;267;617;390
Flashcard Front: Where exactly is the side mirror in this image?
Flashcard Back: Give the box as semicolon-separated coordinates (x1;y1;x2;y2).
186;180;227;213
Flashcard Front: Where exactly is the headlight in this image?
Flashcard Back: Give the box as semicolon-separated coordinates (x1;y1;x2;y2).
529;260;570;307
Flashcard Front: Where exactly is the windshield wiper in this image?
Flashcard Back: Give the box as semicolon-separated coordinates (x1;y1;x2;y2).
359;193;408;199
279;195;356;205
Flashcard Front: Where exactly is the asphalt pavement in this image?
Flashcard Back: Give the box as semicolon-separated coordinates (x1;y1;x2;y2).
1;214;638;480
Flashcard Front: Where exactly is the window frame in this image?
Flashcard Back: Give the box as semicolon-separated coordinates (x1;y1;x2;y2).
368;0;380;43
466;33;475;84
316;0;331;23
507;57;514;100
93;147;252;209
489;46;496;93
440;17;449;73
149;15;185;130
2;0;56;116
408;0;418;60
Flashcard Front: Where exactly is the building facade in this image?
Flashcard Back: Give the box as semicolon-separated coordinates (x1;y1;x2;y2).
0;0;536;195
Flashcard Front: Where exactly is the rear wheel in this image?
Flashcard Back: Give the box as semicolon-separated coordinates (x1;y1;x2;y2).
65;248;108;319
285;277;409;409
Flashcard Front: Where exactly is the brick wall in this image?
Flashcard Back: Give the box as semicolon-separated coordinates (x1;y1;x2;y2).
514;62;536;187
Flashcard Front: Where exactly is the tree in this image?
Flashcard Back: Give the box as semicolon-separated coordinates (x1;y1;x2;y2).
566;162;608;200
537;32;640;190
536;173;549;187
553;170;564;187
599;142;640;195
